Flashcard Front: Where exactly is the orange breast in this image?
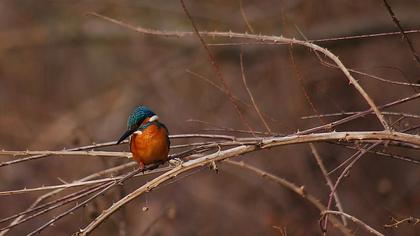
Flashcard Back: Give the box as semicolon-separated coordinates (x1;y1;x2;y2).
130;123;169;166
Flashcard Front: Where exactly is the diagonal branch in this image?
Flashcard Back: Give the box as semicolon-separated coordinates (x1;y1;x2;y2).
381;0;420;64
88;12;390;130
0;166;172;196
0;161;136;236
78;130;420;234
322;142;381;232
179;0;256;135
322;210;384;236
225;160;352;236
239;53;272;134
309;144;347;226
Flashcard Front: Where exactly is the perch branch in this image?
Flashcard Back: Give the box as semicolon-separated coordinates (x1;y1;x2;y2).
78;130;420;234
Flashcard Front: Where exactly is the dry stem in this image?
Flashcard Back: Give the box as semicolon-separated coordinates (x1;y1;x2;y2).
78;130;419;234
322;211;384;236
88;12;390;130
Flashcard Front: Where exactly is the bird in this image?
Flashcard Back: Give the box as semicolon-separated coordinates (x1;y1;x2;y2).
117;106;170;170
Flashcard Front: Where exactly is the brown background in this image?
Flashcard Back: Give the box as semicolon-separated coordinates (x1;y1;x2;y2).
0;1;419;235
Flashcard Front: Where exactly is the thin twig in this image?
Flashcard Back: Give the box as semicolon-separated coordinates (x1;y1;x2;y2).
323;142;381;232
298;92;420;135
309;143;347;226
0;166;172;196
239;52;272;133
312;29;420;43
0;150;131;158
185;71;280;124
328;141;420;164
0;140;126;167
179;0;256;135
185;69;250;108
0;183;104;225
384;216;420;228
205;30;420;45
381;0;420;64
226;160;352;235
322;210;384;236
302;111;420;120
88;12;390;130
0;183;108;232
327;144;368;175
239;0;255;33
0;161;136;236
287;44;326;126
27;167;142;236
202;128;274;136
79;130;420;234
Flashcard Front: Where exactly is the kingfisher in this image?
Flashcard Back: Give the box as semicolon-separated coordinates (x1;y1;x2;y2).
117;106;170;170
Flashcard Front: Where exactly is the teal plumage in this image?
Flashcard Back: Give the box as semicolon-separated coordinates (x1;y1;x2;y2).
117;106;170;169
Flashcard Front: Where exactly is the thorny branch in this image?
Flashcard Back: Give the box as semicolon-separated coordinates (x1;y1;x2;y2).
381;0;420;64
1;6;418;236
88;12;390;130
322;211;384;236
76;130;419;234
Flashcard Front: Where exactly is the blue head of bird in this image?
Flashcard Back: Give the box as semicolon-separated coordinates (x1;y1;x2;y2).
117;106;157;144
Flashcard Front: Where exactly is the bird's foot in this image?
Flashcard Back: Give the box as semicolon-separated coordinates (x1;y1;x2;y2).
169;158;183;167
209;161;218;173
138;162;145;172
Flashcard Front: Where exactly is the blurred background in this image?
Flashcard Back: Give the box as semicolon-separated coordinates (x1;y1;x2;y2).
0;0;419;235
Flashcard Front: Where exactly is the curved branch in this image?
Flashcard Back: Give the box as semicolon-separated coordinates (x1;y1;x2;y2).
88;12;390;130
78;130;419;234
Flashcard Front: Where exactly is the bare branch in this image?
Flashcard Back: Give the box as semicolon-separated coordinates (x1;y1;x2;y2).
0;166;172;196
226;160;352;236
88;12;390;130
0;150;131;158
381;0;420;64
384;215;420;228
309;143;347;226
302;111;420;120
79;130;420;234
239;53;272;133
323;142;381;232
239;0;255;33
179;0;256;135
27;167;143;236
322;210;384;236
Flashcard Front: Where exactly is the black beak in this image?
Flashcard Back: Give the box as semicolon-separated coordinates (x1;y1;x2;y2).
117;128;135;144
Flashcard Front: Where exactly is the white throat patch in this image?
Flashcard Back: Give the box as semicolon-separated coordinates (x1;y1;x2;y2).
148;115;159;122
